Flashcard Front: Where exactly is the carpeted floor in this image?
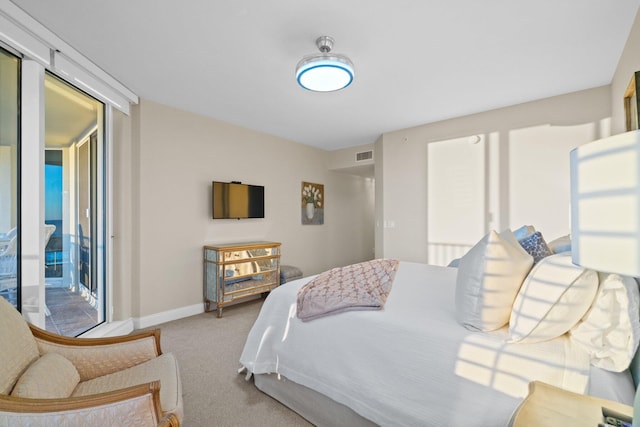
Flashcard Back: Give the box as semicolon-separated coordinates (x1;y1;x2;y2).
142;299;312;427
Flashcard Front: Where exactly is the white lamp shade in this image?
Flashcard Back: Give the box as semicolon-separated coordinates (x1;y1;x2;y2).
570;130;640;276
296;57;354;92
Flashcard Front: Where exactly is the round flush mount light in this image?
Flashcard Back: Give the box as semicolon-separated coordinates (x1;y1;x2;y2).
296;36;354;92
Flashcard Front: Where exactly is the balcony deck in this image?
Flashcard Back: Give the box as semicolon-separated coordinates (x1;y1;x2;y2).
45;286;99;337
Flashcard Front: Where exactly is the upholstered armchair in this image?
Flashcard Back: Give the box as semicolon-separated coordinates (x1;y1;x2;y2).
0;296;183;426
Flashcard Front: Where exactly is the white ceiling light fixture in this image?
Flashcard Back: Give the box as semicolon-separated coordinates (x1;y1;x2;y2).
296;36;354;92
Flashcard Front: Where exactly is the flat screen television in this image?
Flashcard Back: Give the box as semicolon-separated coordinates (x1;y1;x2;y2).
212;181;264;219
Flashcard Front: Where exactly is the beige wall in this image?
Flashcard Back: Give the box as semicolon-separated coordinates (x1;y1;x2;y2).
377;86;611;262
112;99;374;319
327;143;374;176
374;135;384;260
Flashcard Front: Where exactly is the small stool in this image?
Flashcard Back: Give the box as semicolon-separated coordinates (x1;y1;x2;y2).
280;265;303;284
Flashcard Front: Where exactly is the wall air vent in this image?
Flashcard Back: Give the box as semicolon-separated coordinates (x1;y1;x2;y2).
355;150;373;162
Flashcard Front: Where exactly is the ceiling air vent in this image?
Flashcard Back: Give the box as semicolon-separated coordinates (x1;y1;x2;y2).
356;150;373;162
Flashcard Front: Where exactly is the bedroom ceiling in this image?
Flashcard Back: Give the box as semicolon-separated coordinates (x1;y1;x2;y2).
9;0;640;151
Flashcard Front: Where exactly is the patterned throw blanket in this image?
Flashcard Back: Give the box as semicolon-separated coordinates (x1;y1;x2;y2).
297;259;400;321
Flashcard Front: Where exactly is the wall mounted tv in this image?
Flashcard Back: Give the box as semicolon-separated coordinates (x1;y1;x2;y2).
212;181;265;219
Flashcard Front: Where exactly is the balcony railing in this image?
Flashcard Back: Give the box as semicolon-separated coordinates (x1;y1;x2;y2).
427;242;473;267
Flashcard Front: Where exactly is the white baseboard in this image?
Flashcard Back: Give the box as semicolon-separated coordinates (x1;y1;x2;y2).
133;303;205;330
77;303;206;337
80;318;135;338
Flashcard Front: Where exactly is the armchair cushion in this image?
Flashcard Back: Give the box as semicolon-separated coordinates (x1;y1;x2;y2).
72;352;183;419
36;335;159;382
0;297;39;395
11;353;80;399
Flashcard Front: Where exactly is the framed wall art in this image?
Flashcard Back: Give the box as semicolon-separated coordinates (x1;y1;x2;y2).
301;181;324;225
624;71;640;131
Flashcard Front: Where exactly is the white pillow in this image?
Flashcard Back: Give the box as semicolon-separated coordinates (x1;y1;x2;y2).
570;273;640;372
547;234;571;254
509;253;598;343
455;229;534;331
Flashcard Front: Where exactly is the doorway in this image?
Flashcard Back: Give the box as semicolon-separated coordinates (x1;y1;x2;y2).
44;73;105;336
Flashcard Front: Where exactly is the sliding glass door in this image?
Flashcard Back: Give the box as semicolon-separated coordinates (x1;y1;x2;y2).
0;7;137;337
0;47;20;307
44;73;105;336
0;57;106;335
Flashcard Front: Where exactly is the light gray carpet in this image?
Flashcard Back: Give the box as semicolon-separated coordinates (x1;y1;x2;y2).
142;299;312;427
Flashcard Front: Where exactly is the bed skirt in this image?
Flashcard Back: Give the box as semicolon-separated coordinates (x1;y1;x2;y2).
254;374;376;427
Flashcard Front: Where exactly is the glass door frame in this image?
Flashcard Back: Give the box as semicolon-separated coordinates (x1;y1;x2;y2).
20;60;109;331
73;123;107;325
0;43;21;309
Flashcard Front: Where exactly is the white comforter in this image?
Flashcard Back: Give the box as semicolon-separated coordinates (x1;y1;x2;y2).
240;262;595;426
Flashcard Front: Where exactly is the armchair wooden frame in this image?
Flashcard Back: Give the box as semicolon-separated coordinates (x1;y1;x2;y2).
29;324;162;352
1;326;180;427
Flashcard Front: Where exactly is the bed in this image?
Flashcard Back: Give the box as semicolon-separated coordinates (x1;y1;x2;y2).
239;234;640;426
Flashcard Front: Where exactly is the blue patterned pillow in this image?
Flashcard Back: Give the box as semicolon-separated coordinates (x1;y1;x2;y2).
518;231;552;264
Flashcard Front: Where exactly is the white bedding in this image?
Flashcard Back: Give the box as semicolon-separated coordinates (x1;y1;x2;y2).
240;262;632;426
